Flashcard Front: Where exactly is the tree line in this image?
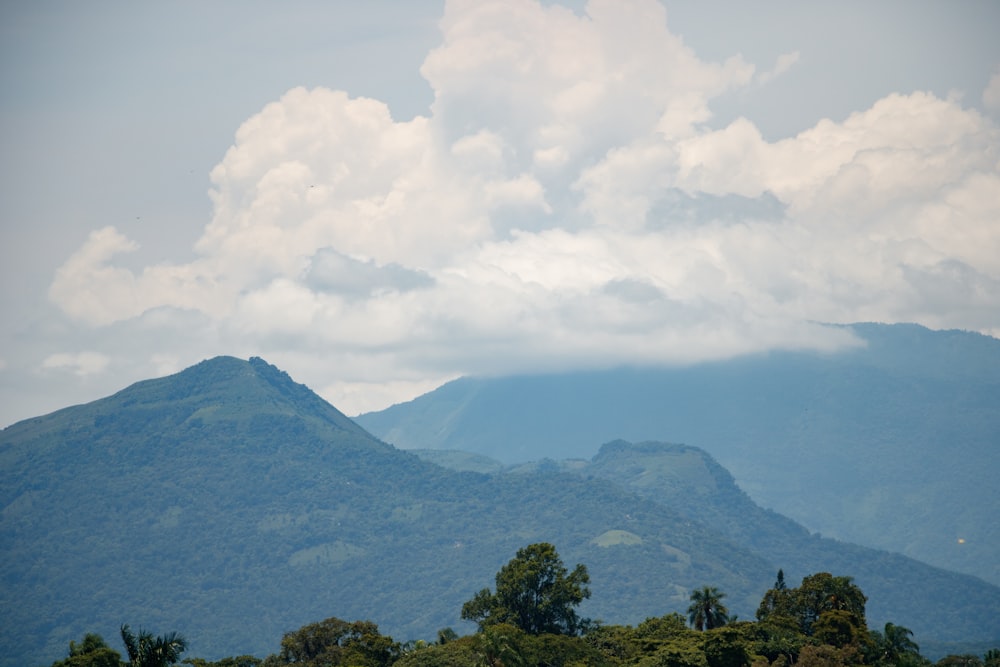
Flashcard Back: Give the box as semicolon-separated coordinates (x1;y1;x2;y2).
52;543;999;667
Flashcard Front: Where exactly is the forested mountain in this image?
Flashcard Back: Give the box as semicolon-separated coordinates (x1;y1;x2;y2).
2;356;998;667
356;323;1000;586
416;440;1000;661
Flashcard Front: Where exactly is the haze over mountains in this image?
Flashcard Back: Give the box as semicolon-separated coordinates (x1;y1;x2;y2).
2;347;999;666
357;323;1000;587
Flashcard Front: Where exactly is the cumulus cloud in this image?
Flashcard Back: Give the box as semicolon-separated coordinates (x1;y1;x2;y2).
46;0;1000;413
49;227;140;325
41;352;110;377
756;51;800;85
984;65;1000;112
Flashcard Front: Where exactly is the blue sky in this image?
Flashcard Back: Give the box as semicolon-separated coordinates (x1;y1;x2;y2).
2;0;999;426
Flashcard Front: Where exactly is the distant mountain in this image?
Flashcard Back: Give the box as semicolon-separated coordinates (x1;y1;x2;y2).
419;439;1000;658
356;323;1000;586
2;356;998;667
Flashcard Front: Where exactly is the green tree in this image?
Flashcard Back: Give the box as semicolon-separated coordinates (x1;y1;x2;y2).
795;573;866;635
636;613;690;641
461;542;591;636
936;656;983;667
120;625;187;667
687;587;729;631
796;643;857;667
182;657;262;667
869;622;920;665
436;628;459;645
474;624;525;667
271;617;398;667
642;635;709;667
703;626;749;667
392;635;479;667
812;610;862;648
758;572;867;637
52;633;122;667
984;650;1000;667
756;585;797;632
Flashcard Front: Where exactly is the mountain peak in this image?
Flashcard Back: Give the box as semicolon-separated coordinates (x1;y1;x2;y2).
4;355;369;440
127;355;369;436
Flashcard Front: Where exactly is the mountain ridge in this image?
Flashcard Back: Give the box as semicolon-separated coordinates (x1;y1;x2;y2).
413;438;1000;650
2;355;998;666
356;322;1000;586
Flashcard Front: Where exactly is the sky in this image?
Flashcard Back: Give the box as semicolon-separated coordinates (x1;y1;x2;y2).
1;0;999;428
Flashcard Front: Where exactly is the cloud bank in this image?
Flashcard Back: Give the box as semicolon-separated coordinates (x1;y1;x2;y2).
48;0;1000;413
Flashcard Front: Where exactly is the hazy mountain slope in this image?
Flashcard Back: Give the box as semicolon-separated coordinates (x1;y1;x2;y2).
356;323;1000;585
0;357;776;666
521;441;1000;647
4;356;997;667
417;440;1000;654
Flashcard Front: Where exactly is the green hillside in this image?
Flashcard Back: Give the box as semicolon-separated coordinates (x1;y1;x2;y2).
356;323;1000;586
422;440;1000;656
0;357;769;666
2;357;997;667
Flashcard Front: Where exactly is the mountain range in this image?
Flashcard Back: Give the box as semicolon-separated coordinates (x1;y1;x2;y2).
356;323;1000;588
1;351;998;667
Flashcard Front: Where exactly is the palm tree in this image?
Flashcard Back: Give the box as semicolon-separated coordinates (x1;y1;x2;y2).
475;626;525;667
878;622;920;663
120;625;187;667
687;586;729;631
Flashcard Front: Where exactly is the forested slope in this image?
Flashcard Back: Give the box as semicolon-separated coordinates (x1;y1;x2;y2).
357;323;1000;585
3;356;997;667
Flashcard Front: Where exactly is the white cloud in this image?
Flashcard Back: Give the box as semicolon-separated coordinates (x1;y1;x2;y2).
49;227;140;325
983;65;1000;111
41;352;110;377
756;51;800;85
45;0;1000;414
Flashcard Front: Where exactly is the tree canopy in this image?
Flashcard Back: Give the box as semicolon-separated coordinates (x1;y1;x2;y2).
757;572;867;637
50;561;1000;667
460;542;591;636
120;625;187;667
50;634;122;667
687;586;729;631
264;617;398;667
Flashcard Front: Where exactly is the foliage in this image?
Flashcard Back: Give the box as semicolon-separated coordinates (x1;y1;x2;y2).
702;626;750;667
471;624;526;667
57;566;981;667
120;625;187;667
687;587;729;631
182;658;262;667
795;643;860;667
461;543;591;636
51;634;122;667
797;574;867;632
356;323;1000;589
935;657;984;667
637;634;708;667
392;636;477;667
757;573;866;638
6;355;1000;666
264;617;398;667
868;622;922;666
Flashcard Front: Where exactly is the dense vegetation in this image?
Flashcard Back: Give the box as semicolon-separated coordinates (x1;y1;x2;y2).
51;545;1000;667
3;355;999;667
356;323;1000;586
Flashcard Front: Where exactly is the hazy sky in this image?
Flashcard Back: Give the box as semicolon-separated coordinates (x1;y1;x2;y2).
2;0;999;427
